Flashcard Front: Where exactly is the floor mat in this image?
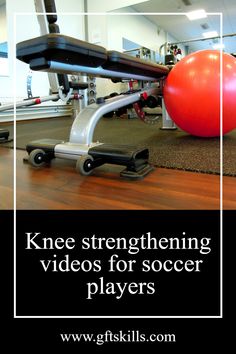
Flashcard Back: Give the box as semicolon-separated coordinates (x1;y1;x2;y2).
1;116;235;176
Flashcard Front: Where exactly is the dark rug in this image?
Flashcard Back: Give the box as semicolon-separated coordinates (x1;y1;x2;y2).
1;116;235;176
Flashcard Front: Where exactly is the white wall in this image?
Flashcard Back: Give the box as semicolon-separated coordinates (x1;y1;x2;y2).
0;3;8;77
87;0;149;12
0;3;7;42
0;0;84;105
56;0;85;38
86;5;166;51
107;8;166;52
1;0;186;111
90;8;167;97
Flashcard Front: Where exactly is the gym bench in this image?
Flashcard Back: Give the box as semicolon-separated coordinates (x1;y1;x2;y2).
16;34;169;179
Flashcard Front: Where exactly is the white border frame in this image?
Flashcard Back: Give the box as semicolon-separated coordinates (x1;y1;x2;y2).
13;12;223;319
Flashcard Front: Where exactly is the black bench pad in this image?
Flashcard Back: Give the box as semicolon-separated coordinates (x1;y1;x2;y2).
16;34;107;68
16;34;169;78
103;51;169;78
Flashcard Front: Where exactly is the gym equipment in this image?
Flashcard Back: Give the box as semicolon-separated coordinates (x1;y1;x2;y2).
161;98;177;131
0;129;11;143
17;35;169;81
103;92;120;118
16;33;169;179
0;89;82;112
26;72;33;98
0;0;86;115
159;32;236;59
164;50;236;137
123;46;156;62
146;95;162;109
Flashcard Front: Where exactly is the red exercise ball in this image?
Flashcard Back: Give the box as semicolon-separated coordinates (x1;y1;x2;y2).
163;50;236;137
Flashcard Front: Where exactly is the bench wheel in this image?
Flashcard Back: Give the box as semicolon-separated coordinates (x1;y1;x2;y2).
28;149;46;167
76;154;94;176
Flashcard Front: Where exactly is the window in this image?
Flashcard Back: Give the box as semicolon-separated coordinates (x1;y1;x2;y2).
0;1;8;76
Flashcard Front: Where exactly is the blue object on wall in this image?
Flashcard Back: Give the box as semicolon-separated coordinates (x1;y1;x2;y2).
0;42;8;58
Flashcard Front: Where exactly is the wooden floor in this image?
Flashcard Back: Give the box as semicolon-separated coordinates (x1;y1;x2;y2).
1;147;236;210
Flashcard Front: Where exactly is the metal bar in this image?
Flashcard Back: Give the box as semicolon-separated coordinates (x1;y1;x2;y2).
34;0;48;34
159;33;236;56
0;92;81;112
0;105;72;122
34;0;59;93
161;98;177;130
123;47;144;53
84;0;89;41
70;87;158;145
0;94;60;112
167;32;236;46
34;60;168;82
